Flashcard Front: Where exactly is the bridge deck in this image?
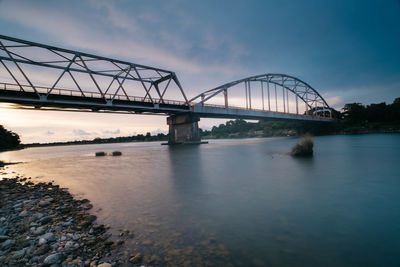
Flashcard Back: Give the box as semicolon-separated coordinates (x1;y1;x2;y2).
0;83;334;122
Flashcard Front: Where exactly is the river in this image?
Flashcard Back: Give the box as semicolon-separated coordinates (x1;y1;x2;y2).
1;134;399;266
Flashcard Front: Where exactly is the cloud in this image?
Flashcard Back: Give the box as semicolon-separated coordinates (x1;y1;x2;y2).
73;129;93;136
102;129;120;135
0;0;245;77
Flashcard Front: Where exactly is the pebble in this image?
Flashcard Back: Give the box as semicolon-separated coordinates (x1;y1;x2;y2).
43;252;64;265
33;244;50;256
1;239;15;249
12;248;26;259
129;253;142;264
33;226;46;235
97;263;112;267
0;177;128;266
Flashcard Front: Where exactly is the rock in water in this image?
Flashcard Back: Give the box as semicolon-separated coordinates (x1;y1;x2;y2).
112;151;122;156
291;135;314;157
95;152;106;157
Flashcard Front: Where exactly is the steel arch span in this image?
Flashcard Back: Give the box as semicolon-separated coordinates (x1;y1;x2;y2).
190;74;333;118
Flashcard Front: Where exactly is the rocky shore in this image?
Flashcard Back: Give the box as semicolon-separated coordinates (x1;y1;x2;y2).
0;176;131;266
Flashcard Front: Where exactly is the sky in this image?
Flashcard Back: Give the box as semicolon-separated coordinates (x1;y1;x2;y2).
0;0;399;143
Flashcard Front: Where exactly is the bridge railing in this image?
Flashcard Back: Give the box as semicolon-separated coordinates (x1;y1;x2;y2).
193;102;330;119
0;82;187;106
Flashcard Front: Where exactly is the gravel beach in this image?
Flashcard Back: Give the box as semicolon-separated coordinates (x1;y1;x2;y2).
0;175;136;266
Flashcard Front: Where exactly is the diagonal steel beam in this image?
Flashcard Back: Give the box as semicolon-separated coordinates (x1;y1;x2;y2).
0;41;40;97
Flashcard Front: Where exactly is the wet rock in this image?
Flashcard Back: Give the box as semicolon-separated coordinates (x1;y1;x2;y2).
12;248;26;259
129;253;142;264
39;216;53;225
142;239;152;245
38;198;53;207
38;237;47;246
64;240;78;250
1;239;15;249
18;209;29;217
35;213;44;220
0;177;118;266
43;252;64;265
0;227;8;235
33;244;50;256
38;232;55;245
33;226;46;236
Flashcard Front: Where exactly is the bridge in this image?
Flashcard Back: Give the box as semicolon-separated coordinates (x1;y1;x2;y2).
0;35;335;144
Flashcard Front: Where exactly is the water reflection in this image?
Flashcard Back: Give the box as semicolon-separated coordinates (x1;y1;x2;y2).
1;135;400;266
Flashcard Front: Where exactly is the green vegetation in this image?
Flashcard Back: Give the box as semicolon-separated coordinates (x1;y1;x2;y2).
338;98;400;134
0;125;21;151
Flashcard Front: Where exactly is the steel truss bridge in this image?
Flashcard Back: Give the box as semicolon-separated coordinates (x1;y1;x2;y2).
0;35;335;143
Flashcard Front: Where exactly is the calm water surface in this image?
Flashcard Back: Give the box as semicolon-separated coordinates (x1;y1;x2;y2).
1;134;400;266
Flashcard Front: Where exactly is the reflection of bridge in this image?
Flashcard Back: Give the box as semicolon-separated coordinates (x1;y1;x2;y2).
0;35;335;144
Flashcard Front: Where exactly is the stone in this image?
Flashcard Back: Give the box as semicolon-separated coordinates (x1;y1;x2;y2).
34;244;50;256
43;253;64;265
38;237;47;246
12;248;26;259
60;235;66;241
1;239;15;249
19;209;29;217
35;213;44;220
142;239;152;245
97;263;112;267
0;227;7;235
33;226;46;235
64;241;77;250
40;216;53;225
62;221;72;227
129;253;142;264
0;235;9;242
41;232;55;241
38;232;55;245
38;199;51;207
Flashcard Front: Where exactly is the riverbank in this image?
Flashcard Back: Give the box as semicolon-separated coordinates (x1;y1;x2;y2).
0;175;138;266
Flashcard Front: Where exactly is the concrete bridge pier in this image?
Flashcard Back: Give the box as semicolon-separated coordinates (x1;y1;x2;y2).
166;114;206;145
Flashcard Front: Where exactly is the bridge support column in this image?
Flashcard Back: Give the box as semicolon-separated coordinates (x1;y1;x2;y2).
166;114;206;145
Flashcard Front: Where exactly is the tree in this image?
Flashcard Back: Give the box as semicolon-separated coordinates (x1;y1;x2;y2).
0;125;21;150
343;103;366;122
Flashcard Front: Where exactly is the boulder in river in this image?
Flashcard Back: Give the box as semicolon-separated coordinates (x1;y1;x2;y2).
291;135;314;157
112;151;122;156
